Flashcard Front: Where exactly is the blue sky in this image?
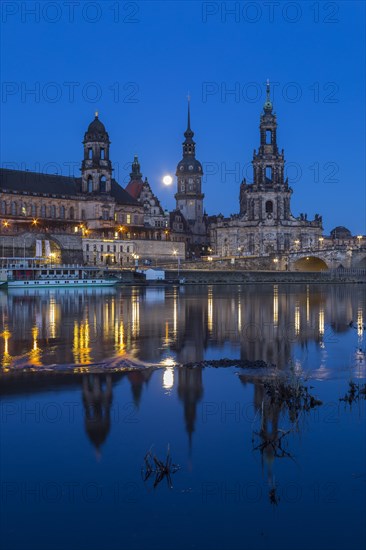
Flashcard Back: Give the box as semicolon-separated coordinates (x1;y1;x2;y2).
1;0;365;234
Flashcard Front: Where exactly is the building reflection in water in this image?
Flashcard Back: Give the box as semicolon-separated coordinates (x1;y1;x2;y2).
177;367;203;451
0;284;365;373
82;375;113;458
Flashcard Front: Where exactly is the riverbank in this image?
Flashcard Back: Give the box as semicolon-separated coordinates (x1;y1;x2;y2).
162;269;366;284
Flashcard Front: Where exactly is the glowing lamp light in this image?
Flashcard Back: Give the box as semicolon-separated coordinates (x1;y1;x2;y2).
163;175;173;186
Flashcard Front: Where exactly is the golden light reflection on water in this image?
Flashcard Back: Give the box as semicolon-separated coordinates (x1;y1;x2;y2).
208;286;213;333
131;289;140;337
319;306;325;336
295;302;300;336
29;326;42;366
114;321;125;355
357;307;363;339
1;328;12;368
0;286;365;374
73;320;91;364
49;296;57;339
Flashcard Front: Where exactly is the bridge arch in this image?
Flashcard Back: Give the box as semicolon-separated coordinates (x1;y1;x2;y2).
292;256;329;272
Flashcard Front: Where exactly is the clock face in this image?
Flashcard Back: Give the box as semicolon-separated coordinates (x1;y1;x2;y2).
180;166;184;171
189;165;193;170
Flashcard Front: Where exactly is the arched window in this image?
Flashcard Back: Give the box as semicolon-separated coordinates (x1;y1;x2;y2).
81;209;86;220
265;200;273;214
50;205;56;218
21;203;27;216
60;205;65;218
265;166;272;181
88;148;92;159
31;204;37;217
11;202;17;215
100;176;106;193
100;148;105;160
40;204;46;218
69;206;75;220
266;130;272;144
1;201;6;214
87;176;93;193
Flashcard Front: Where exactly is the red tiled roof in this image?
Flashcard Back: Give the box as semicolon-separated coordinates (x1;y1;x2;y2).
125;180;143;199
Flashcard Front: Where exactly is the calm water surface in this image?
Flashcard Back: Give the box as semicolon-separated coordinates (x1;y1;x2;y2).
0;284;365;550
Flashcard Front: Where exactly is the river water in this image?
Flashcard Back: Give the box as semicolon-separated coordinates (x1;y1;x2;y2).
0;284;365;550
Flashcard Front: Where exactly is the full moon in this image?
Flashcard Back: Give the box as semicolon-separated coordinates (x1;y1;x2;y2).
163;175;173;186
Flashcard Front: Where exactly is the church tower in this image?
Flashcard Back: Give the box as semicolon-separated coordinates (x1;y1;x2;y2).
239;81;292;222
175;100;206;243
81;113;112;194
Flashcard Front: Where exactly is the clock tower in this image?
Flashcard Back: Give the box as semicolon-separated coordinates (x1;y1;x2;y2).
175;100;206;244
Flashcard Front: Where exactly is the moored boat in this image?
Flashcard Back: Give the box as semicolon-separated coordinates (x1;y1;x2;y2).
0;258;118;288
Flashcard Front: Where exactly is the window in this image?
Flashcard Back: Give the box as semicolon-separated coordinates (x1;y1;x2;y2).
265;166;272;181
88;148;92;159
126;214;131;224
265;201;273;214
21;204;27;216
87;176;93;193
60;205;65;218
134;214;138;224
107;245;110;252
120;245;123;252
31;204;37;217
50;205;56;218
86;244;89;251
0;201;6;214
100;176;106;193
102;210;108;220
127;246;130;253
81;209;86;220
100;148;105;159
101;245;104;252
266;130;272;144
41;204;46;218
69;207;75;220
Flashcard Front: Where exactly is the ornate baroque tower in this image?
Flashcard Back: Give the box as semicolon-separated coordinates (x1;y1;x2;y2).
81;113;112;194
239;81;292;223
175;100;206;242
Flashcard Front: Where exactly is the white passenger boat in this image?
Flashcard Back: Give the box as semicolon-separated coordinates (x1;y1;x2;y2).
0;258;118;288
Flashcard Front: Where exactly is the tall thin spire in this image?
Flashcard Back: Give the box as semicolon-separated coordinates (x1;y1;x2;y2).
264;79;273;113
183;95;195;145
187;92;191;131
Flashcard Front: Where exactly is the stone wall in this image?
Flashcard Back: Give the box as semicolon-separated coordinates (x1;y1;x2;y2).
165;269;366;284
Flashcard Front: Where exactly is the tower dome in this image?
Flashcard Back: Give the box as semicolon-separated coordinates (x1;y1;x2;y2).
84;112;109;143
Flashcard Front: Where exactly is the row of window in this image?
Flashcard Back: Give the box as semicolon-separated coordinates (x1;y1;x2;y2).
85;255;133;265
85;244;132;253
1;201;77;220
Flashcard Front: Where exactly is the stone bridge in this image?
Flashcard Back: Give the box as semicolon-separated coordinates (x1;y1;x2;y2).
287;246;366;271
